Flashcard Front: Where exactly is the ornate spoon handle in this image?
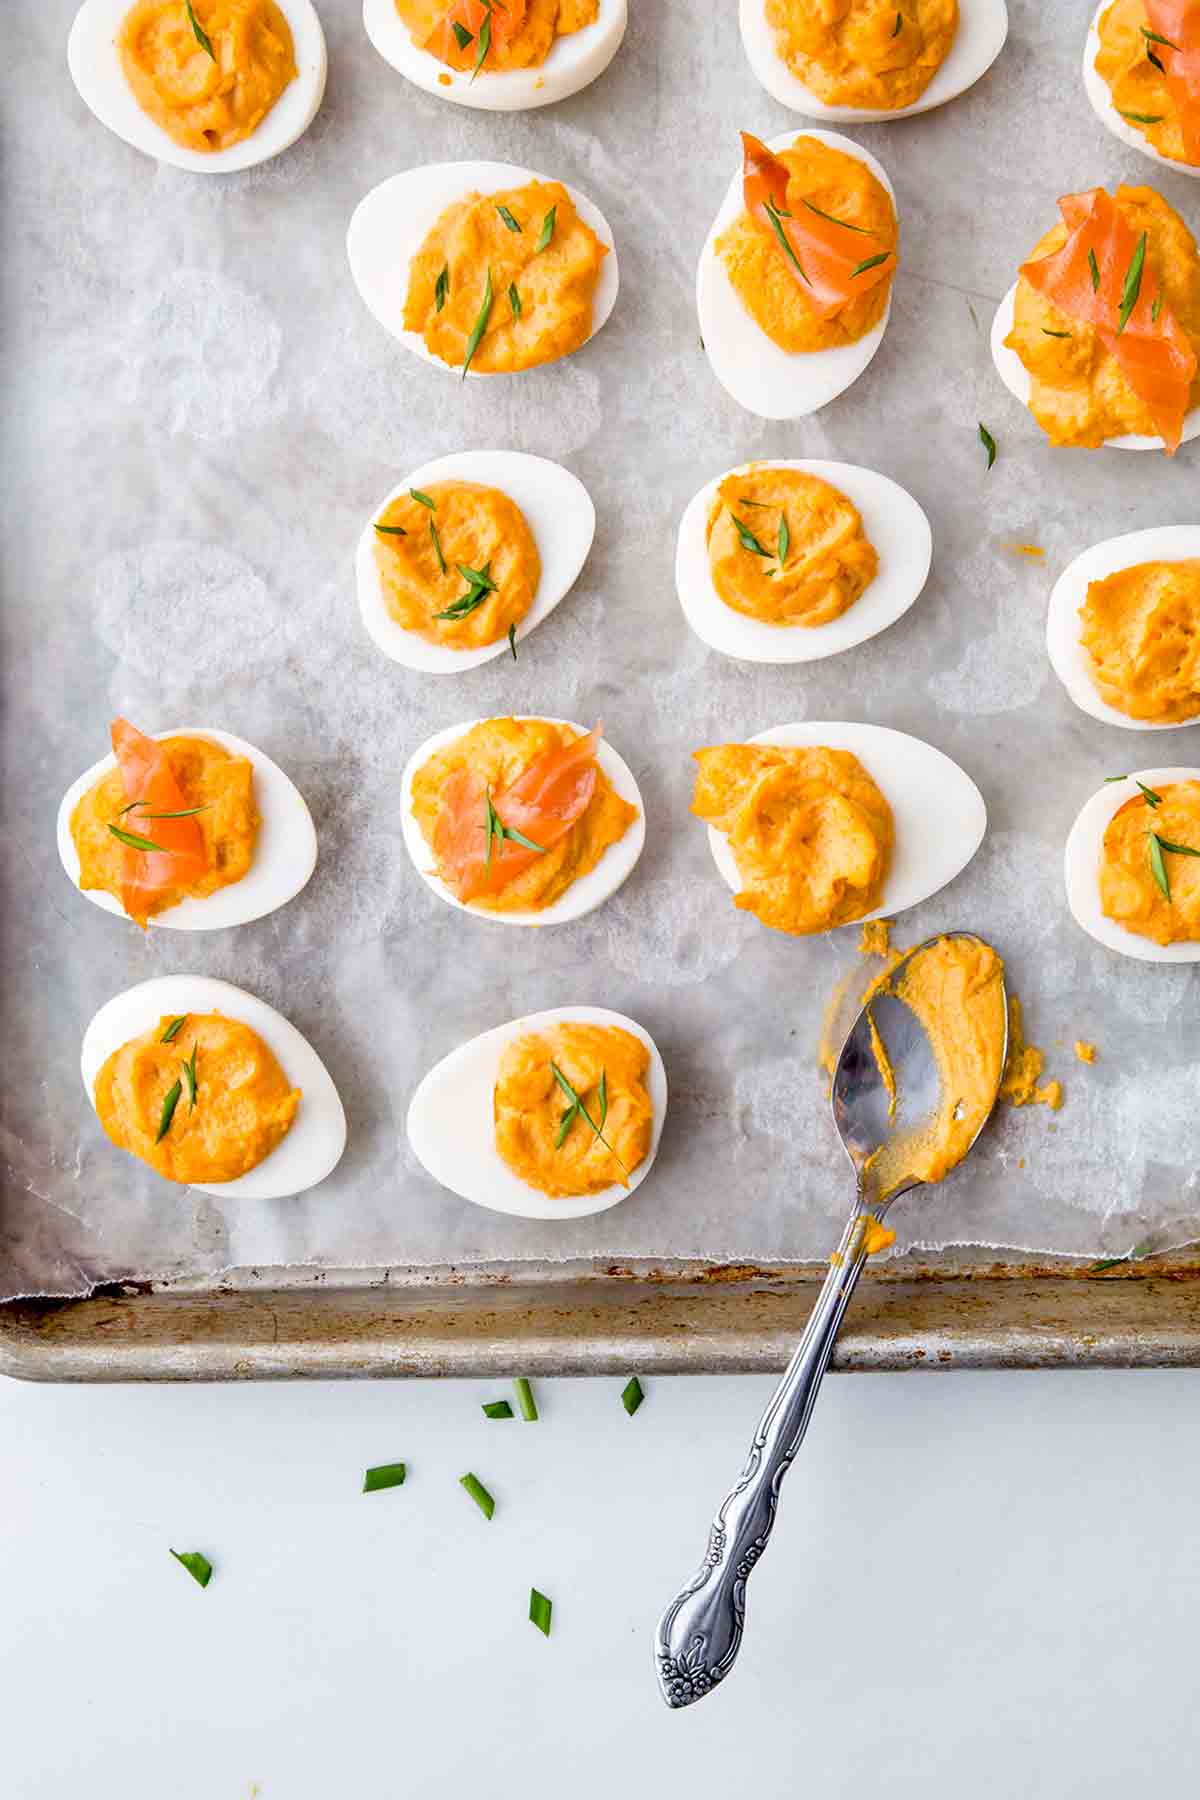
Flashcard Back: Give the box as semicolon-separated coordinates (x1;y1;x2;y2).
655;1212;871;1709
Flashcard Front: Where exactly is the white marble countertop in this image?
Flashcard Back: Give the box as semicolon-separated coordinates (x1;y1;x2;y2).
4;1364;1199;1797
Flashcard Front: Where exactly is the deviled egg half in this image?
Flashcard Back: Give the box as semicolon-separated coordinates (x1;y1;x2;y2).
357;450;596;673
693;721;986;938
408;1004;667;1221
1065;768;1200;963
347;161;618;376
58;719;317;931
67;0;327;174
400;716;645;925
676;458;931;664
1047;526;1200;731
740;0;1008;123
82;974;347;1198
362;0;627;112
698;129;898;421
1083;2;1200;180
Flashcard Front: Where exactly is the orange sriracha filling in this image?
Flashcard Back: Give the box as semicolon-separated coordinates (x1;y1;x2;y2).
1149;1;1200;164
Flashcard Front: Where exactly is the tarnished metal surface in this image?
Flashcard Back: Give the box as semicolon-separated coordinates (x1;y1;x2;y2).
5;1257;1200;1381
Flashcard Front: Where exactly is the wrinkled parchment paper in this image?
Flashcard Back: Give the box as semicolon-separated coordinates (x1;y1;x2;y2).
2;0;1198;1301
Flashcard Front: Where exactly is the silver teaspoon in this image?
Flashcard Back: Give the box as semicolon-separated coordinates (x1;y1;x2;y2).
655;931;1008;1710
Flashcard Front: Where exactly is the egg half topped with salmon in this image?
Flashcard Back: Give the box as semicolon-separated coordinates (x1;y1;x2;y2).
400;717;644;924
58;718;317;931
1086;1;1200;176
698;129;899;419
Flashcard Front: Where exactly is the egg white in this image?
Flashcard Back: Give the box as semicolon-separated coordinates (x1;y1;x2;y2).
1065;768;1200;963
704;721;987;925
697;129;896;421
81;974;347;1197
362;0;626;111
676;458;931;665
1083;2;1200;180
990;284;1200;452
347;162;619;374
400;716;644;925
1047;526;1200;731
66;0;327;175
739;0;1008;121
407;1004;667;1221
57;727;318;931
357;450;595;673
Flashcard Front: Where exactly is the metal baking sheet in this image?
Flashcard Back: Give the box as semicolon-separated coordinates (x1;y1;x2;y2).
3;0;1199;1368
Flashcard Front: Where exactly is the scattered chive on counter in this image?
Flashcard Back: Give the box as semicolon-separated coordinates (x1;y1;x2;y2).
978;422;996;470
482;1399;514;1419
621;1376;644;1416
460;1473;495;1520
170;1549;213;1588
529;1588;553;1636
514;1377;538;1422
362;1462;407;1494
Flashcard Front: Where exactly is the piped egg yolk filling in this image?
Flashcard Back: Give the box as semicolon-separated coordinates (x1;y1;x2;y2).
1101;780;1200;944
493;1021;652;1198
403;179;607;374
374;481;540;649
95;1012;300;1185
765;0;958;110
691;743;893;936
70;732;258;926
1095;0;1200;168
395;0;598;73
411;718;637;913
117;0;297;153
716;135;897;353
706;466;878;628
1080;558;1200;722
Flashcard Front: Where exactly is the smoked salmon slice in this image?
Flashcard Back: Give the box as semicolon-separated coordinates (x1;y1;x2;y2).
1019;187;1197;453
428;0;526;69
740;131;895;323
1145;1;1200;165
110;718;207;927
432;726;601;904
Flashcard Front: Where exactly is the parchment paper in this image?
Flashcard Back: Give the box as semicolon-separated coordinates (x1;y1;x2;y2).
3;0;1198;1302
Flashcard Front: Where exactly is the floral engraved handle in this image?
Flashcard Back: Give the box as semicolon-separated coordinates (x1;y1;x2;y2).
655;1215;871;1709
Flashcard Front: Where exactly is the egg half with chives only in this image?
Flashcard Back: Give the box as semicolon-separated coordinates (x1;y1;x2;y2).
1065;769;1200;962
407;1004;667;1221
362;0;627;112
67;0;327;174
739;0;1008;122
357;451;595;673
676;458;931;664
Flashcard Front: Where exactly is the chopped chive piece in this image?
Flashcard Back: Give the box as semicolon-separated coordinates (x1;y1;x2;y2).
801;197;874;237
978;422;996;470
529;1588;552;1636
362;1462;407;1493
1152;293;1163;323
462;268;493;379
170;1549;213;1588
536;206;556;252
160;1015;187;1043
849;250;892;278
184;0;216;60
1119;110;1165;124
136;806;207;819
1147;45;1165;70
1088;247;1100;292
409;488;436;510
1117;231;1147;334
1142;25;1180;49
1042;327;1072;338
763;198;809;284
730;515;771;557
156;1078;182;1144
435;264;450;312
507;622;517;661
509;281;521;320
471;10;491;79
496;204;522;233
108;823;170;853
451;19;473;48
430;520;447;575
455;561;497;593
181;1042;199;1110
1155;836;1200;858
460;1472;495;1520
514;1377;538;1422
1149;831;1171;900
777;512;789;566
621;1375;644;1416
1137;780;1163;807
892;10;902;35
482;1400;514;1419
375;522;407;537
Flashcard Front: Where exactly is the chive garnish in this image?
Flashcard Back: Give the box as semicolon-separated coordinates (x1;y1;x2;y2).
801;198;874;237
1119;110;1165;124
362;1462;407;1492
482;1400;514;1419
108;823;170;854
451;19;473;48
1147;45;1165;71
132;806;207;820
435;264;450;313
456;561;497;593
621;1375;644;1416
507;622;517;661
730;514;772;557
1042;327;1072;338
514;1376;538;1422
509;281;521;320
181;1042;199;1111
410;488;436;510
185;0;216;61
429;520;447;576
460;1473;495;1519
170;1549;213;1588
1088;247;1101;292
1152;293;1163;323
434;560;498;621
1149;830;1171;900
1118;231;1147;336
1091;1240;1155;1274
777;513;789;567
849;250;892;278
482;786;545;871
471;10;491;79
550;1062;624;1168
892;10;902;35
157;1078;182;1144
1137;780;1163;806
763;198;810;285
978;422;997;470
375;522;407;537
161;1016;186;1043
1142;25;1180;49
462;268;494;379
529;1588;552;1636
536;206;556;252
496;204;522;233
1156;835;1200;858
